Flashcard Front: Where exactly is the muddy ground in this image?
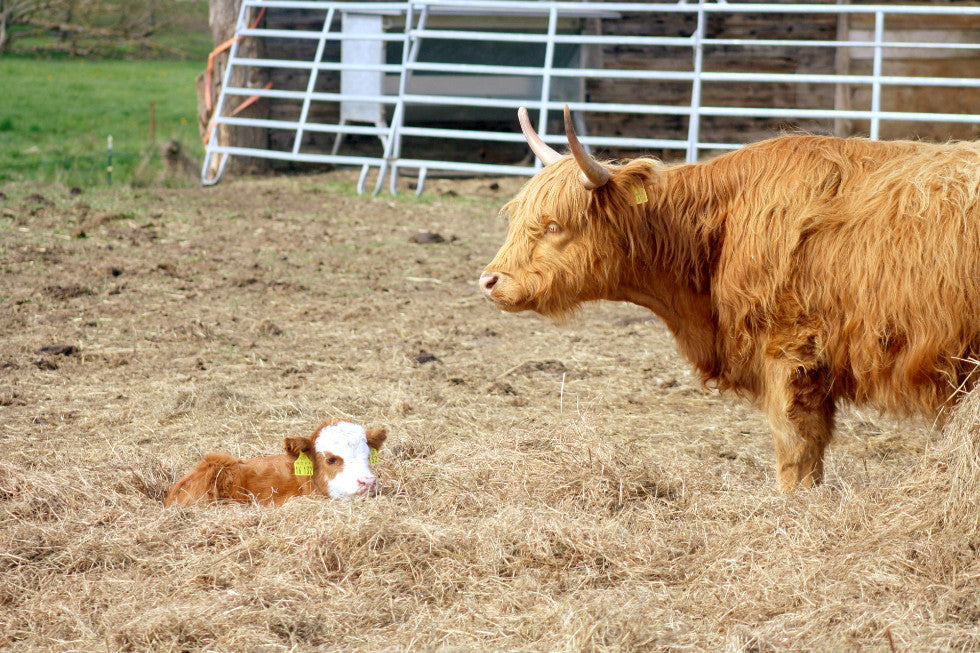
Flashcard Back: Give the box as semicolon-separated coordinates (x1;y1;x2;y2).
0;172;922;475
1;171;970;652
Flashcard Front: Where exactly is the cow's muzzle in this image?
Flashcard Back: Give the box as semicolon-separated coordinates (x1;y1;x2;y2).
480;270;529;311
480;271;515;309
479;272;500;298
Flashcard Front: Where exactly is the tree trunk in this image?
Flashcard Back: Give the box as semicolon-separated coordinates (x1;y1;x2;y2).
202;0;270;178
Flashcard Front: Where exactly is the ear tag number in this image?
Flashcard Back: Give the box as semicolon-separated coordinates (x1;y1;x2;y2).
294;451;314;476
368;448;379;465
632;184;649;205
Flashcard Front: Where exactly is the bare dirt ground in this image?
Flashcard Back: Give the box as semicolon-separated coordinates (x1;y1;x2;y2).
1;171;979;651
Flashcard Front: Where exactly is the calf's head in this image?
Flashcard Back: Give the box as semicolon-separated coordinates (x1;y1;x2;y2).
287;420;387;499
481;107;646;319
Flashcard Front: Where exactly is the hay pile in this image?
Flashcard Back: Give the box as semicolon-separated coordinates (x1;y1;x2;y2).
2;173;980;650
2;401;980;650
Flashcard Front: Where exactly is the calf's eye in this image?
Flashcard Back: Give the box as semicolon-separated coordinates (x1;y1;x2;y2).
546;222;562;234
327;457;338;465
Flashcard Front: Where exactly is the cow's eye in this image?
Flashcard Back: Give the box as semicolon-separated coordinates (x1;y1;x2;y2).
326;456;338;465
546;222;562;234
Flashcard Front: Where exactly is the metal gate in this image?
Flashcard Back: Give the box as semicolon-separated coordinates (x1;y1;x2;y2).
202;1;980;193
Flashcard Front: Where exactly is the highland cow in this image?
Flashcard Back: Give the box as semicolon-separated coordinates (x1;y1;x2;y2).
480;106;980;492
165;420;387;506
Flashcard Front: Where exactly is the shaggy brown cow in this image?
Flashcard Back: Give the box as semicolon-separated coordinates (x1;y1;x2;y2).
481;106;980;492
165;420;387;506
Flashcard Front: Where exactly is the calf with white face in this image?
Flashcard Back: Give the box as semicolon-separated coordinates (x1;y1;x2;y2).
164;419;388;506
314;420;384;498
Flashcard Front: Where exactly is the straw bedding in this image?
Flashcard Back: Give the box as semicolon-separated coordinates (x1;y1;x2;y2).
1;173;978;650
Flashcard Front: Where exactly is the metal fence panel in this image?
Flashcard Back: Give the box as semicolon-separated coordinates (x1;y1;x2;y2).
202;0;980;193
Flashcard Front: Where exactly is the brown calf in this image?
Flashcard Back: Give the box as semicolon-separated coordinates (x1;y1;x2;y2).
165;420;387;506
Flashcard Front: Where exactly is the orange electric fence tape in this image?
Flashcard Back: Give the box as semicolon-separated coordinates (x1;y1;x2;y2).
203;7;268;145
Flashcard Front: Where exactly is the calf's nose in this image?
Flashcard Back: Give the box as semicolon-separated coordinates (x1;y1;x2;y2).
356;476;377;495
480;273;499;297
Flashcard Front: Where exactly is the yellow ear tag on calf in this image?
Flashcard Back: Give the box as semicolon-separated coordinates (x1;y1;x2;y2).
632;184;649;205
368;448;379;465
294;451;314;476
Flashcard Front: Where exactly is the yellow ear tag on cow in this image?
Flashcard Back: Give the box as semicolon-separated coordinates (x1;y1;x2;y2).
368;448;379;465
632;184;649;205
294;451;314;476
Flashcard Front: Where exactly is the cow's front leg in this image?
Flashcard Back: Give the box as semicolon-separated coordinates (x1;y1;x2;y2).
762;360;835;492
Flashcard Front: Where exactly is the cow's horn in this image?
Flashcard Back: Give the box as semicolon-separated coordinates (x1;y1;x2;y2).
518;107;561;166
564;105;611;189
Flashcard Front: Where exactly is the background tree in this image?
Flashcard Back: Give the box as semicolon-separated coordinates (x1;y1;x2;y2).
0;0;60;53
0;0;182;55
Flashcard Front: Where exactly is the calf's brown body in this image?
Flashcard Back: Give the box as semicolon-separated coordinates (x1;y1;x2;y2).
165;422;387;506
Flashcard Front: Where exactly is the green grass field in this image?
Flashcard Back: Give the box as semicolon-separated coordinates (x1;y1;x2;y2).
0;57;204;187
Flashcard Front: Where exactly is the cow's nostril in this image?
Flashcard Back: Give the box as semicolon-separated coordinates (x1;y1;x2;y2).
480;273;499;293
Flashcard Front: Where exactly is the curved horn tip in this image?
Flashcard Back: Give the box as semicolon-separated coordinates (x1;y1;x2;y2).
563;106;611;189
518;106;562;166
562;105;574;139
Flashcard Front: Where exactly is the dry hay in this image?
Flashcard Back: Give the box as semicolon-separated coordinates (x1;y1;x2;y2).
2;173;980;651
3;407;980;651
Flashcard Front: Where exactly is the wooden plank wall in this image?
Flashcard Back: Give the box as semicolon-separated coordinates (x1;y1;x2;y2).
841;10;980;141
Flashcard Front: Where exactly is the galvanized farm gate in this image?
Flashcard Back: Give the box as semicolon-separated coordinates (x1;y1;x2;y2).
201;0;980;193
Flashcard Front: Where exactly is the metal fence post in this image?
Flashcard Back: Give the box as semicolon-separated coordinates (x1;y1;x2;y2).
536;5;559;171
687;0;706;163
386;1;429;194
870;10;884;140
293;7;336;156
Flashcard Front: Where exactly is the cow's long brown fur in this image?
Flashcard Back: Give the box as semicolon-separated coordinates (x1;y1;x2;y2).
485;134;980;490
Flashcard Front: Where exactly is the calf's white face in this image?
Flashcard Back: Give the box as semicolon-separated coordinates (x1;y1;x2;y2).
314;421;382;498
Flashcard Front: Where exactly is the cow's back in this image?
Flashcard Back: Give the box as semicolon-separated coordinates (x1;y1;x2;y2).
710;137;980;414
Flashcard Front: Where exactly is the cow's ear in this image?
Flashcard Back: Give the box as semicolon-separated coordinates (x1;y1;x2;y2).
365;427;387;451
283;436;313;458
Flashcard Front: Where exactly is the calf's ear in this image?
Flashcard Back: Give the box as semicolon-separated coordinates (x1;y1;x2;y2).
365;427;388;451
283;436;314;458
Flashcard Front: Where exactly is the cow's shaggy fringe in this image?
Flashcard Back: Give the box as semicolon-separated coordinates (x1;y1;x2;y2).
4;398;980;651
